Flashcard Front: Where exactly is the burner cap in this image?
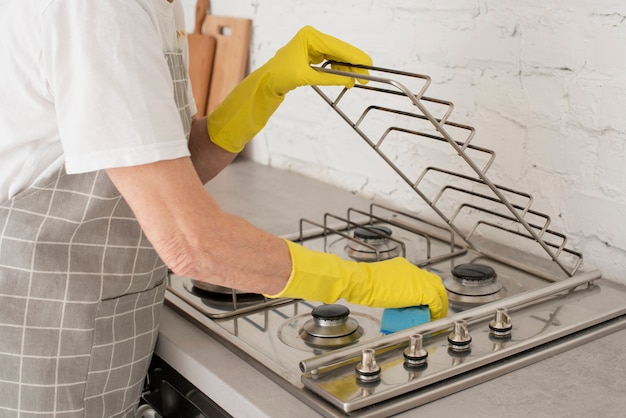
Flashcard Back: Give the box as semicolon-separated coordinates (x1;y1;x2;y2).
452;264;496;282
311;304;351;321
444;263;502;297
300;304;363;349
193;287;264;303
353;225;392;240
344;225;402;262
185;280;266;310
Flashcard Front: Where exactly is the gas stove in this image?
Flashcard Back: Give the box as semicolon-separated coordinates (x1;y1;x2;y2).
163;64;626;417
166;202;626;416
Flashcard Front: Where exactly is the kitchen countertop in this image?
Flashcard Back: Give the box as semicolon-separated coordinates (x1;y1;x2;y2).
155;158;626;418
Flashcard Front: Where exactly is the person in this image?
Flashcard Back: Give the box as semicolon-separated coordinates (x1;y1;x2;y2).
0;1;448;417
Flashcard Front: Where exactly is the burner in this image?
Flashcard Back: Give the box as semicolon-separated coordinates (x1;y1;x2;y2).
184;280;266;310
444;263;505;306
277;305;379;353
344;225;402;262
299;305;364;349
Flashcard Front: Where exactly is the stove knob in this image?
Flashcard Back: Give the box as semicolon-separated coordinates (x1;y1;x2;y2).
355;348;381;382
489;308;513;338
403;334;428;367
448;319;472;352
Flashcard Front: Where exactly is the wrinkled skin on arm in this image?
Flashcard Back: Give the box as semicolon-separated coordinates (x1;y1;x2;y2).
106;155;292;295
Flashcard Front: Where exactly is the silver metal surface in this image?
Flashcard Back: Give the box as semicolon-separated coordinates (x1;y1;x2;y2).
355;349;381;381
403;334;428;366
344;226;402;261
446;264;502;296
313;63;582;279
298;269;601;374
300;277;626;414
161;64;626;417
168;275;293;319
489;308;512;337
165;214;626;416
301;305;364;349
447;319;472;351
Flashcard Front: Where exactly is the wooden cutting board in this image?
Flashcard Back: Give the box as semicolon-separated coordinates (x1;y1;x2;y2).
202;15;252;114
187;0;216;117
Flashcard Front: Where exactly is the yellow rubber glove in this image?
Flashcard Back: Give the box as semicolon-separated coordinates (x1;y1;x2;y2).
266;239;449;321
207;25;373;153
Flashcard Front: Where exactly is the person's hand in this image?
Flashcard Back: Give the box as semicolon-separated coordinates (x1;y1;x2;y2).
207;26;372;153
265;239;449;321
261;25;372;95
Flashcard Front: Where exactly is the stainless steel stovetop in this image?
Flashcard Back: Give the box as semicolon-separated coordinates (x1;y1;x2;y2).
166;203;626;417
164;64;626;417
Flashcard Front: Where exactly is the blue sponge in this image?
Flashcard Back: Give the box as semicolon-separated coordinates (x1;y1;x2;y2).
380;306;431;334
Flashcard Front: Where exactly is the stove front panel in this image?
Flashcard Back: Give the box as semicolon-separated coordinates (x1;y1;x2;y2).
163;203;626;417
299;277;626;413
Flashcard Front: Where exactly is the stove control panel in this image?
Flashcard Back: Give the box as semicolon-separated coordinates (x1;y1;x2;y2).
300;275;626;414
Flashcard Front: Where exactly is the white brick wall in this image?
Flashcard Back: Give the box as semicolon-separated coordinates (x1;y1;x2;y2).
4;0;621;282
201;0;626;283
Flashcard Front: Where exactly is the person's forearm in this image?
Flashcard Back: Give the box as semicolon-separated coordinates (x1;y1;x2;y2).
106;158;291;294
105;157;448;316
188;116;238;184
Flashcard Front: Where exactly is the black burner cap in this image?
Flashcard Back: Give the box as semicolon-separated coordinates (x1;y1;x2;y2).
311;304;350;321
452;263;496;281
354;225;392;240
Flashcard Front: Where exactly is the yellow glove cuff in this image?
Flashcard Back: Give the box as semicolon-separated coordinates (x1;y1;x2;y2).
264;239;351;303
207;69;284;154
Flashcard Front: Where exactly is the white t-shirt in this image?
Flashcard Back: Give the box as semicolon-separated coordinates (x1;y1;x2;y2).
0;0;195;201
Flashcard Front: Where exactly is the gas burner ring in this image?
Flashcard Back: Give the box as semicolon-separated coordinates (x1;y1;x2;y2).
183;280;266;310
444;263;503;296
277;305;380;353
354;225;393;241
344;225;402;262
300;304;363;349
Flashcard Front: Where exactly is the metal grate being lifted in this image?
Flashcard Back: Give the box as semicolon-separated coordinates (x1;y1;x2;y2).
311;62;582;280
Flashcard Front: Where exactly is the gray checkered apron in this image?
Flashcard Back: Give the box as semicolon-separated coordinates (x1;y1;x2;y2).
0;50;193;418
